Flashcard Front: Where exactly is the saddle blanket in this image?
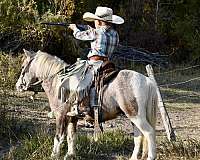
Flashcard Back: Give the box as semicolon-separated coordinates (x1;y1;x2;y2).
57;60;95;103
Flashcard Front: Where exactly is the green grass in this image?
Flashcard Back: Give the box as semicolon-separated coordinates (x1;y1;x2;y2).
2;129;133;160
2;129;200;160
3;129;53;160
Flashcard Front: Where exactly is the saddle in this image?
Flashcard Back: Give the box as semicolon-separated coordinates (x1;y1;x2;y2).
91;61;119;135
77;61;119;132
94;61;119;106
97;61;119;85
79;61;118;114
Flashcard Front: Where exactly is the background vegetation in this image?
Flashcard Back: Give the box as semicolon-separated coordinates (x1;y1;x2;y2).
0;0;200;64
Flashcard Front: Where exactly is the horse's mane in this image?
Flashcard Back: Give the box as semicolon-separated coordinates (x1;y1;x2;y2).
34;50;69;78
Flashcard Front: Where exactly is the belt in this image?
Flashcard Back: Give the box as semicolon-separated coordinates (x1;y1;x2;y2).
89;55;108;61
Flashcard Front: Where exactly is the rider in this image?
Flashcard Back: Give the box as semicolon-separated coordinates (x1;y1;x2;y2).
67;6;124;116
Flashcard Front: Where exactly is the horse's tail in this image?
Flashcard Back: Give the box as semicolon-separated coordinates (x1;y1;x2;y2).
141;81;158;159
147;82;158;127
145;65;175;142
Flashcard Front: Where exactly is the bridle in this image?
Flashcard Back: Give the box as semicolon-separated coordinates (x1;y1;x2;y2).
19;57;45;90
18;57;35;89
21;58;34;76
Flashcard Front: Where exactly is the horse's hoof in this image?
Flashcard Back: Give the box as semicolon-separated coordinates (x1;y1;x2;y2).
64;154;76;160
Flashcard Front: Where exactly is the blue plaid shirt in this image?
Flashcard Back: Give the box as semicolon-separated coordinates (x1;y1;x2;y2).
73;25;119;59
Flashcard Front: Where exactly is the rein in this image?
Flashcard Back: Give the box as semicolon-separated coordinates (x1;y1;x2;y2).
30;79;43;86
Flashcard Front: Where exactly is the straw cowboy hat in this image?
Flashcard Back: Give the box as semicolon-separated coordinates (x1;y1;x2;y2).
83;6;124;24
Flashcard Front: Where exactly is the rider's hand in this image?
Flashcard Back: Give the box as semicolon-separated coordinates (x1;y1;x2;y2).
68;24;77;31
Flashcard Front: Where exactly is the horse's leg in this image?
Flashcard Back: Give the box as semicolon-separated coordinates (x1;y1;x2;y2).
117;94;153;159
130;124;143;160
64;117;78;160
130;121;149;160
131;125;148;160
130;117;156;160
135;114;156;158
141;138;148;160
51;113;67;158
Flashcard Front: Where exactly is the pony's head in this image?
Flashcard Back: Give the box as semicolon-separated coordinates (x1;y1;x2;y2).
16;49;37;92
16;49;68;92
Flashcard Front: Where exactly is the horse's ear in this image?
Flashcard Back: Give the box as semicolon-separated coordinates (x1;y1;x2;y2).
23;49;32;58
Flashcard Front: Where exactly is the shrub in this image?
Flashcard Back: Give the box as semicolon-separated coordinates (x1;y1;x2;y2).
0;53;22;90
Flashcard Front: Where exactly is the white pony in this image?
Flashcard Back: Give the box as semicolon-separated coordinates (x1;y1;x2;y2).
16;49;158;160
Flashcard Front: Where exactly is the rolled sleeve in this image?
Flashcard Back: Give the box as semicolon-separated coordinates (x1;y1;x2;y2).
73;29;96;41
73;28;80;37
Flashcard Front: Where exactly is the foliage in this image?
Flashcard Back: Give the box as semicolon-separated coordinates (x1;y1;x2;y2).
0;53;22;90
0;0;200;64
0;0;79;63
158;0;200;63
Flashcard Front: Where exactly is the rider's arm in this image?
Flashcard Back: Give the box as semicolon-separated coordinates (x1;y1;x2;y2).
73;27;96;41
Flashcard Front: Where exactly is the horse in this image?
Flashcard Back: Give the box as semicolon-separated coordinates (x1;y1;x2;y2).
16;49;158;160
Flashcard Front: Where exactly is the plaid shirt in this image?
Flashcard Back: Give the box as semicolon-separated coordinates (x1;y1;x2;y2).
73;25;119;59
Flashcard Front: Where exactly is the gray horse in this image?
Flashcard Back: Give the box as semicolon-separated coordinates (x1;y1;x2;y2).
16;49;158;160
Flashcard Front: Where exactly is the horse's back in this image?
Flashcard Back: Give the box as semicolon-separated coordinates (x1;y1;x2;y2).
104;69;156;102
116;69;155;91
117;69;157;101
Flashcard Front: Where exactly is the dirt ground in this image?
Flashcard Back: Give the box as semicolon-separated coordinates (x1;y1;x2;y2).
102;104;200;140
3;89;200;139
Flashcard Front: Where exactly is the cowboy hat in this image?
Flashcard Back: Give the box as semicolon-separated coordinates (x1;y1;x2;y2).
83;6;124;24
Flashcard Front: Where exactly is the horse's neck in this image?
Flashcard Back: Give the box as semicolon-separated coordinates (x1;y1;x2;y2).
36;59;65;104
36;67;59;80
35;54;67;80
